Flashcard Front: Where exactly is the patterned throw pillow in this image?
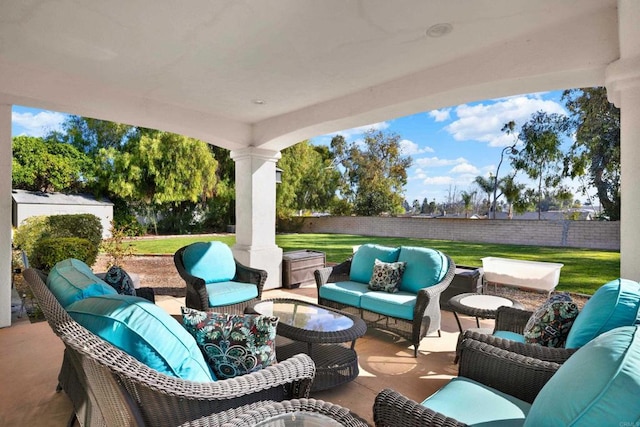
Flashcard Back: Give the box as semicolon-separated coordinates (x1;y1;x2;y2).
181;307;278;379
368;259;407;293
524;293;580;347
103;266;136;296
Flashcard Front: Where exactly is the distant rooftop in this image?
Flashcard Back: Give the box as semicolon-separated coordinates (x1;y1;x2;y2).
11;189;112;206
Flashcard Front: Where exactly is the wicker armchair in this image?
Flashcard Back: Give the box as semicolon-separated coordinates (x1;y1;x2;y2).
373;338;561;427
315;253;455;357
457;306;578;364
23;268;315;427
174;242;267;313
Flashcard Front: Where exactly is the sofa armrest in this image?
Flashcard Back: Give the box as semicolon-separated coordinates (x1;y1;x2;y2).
373;388;468;427
314;258;352;288
458;338;560;403
494;306;535;334
461;330;578;364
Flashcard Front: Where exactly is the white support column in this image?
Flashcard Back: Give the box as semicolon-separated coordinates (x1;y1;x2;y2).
605;0;640;280
230;147;283;289
0;104;13;327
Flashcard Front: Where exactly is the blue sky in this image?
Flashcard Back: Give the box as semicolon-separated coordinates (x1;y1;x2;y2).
12;90;585;204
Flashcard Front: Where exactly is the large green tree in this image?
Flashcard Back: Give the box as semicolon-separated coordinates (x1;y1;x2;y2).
330;130;412;216
562;87;620;220
108;131;219;233
512;111;570;219
277;140;340;217
12;136;89;192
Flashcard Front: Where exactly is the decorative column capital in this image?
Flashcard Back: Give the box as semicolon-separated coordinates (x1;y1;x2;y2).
605;56;640;107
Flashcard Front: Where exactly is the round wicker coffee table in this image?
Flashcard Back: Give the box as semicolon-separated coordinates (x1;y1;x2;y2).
448;292;524;333
249;298;367;392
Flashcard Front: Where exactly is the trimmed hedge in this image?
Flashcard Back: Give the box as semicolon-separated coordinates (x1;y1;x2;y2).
13;214;103;267
31;237;98;271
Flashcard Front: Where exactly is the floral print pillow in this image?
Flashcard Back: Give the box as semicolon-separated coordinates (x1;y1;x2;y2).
181;307;278;379
368;259;407;293
103;266;136;296
524;293;580;347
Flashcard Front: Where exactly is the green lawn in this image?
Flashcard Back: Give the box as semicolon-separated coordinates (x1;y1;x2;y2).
129;233;620;295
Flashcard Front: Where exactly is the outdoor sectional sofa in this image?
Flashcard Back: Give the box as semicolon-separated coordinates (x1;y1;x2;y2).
23;259;316;427
315;244;455;357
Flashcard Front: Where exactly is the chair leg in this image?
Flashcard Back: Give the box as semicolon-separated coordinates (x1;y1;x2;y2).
66;411;78;427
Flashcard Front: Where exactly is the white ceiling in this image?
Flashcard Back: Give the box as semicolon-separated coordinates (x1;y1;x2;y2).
0;0;619;151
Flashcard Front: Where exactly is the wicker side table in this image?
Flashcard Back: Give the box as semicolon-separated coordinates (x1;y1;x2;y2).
448;292;524;333
220;399;370;426
249;298;367;392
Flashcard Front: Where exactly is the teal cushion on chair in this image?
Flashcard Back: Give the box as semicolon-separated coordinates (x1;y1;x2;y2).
525;325;640;426
422;377;531;426
360;291;417;320
349;244;400;284
397;247;448;293
205;281;259;307
319;281;369;308
565;278;640;349
66;294;215;382
47;258;117;308
183;241;236;284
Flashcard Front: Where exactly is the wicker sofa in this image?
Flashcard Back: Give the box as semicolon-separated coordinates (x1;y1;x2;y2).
315;244;455;357
23;266;316;427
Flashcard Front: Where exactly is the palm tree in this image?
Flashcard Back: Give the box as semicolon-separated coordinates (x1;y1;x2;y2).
500;174;526;219
474;175;494;216
460;191;476;218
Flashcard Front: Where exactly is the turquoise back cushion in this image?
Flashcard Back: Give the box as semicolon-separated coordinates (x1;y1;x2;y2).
349;244;400;284
397;247;448;293
525;325;640;426
565;278;640;349
67;294;214;382
182;241;236;284
46;258;117;308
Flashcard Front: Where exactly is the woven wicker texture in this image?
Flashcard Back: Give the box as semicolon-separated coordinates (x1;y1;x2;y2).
220;399;370;426
23;268;315;427
174;244;267;313
315;254;456;357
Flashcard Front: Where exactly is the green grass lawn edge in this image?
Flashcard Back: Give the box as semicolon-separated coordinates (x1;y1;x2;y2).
127;233;619;296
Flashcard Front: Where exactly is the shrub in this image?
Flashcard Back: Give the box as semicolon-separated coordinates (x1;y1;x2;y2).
31;237;98;271
13;213;103;263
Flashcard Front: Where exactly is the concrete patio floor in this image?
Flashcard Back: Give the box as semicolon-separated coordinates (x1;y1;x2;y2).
0;284;496;426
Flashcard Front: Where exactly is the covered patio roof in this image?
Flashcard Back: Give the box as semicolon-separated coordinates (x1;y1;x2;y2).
1;0;638;327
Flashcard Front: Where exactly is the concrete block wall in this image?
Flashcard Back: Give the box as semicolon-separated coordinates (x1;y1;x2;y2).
299;216;620;250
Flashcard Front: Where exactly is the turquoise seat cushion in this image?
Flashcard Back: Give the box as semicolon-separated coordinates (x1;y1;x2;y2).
350;244;400;284
319;281;369;308
525;325;640;426
205;281;259;307
47;258;117;308
360;291;417;320
565;278;640;349
397;247;448;293
66;294;215;382
182;241;236;284
494;330;527;343
422;377;530;426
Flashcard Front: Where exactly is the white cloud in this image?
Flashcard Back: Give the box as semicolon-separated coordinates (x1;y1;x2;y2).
423;176;454;185
12;110;66;137
400;139;434;155
450;163;479;174
428;108;451;122
415;156;468;168
444;95;566;147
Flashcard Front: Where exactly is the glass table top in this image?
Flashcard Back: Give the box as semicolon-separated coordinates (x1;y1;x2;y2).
254;411;342;427
253;300;354;333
